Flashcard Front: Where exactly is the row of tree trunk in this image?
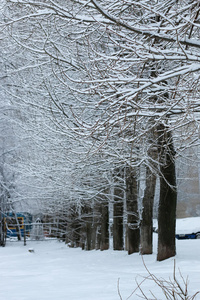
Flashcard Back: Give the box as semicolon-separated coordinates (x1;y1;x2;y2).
65;130;177;261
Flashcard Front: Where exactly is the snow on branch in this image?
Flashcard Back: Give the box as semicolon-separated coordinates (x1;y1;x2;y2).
90;0;200;50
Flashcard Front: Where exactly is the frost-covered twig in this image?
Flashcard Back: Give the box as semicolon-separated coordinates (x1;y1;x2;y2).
118;257;200;300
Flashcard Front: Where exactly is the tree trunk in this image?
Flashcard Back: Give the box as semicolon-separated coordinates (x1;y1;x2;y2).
73;219;82;248
113;168;124;250
66;205;82;248
91;223;97;249
126;167;140;254
91;200;100;250
79;204;92;250
157;125;177;261
86;220;92;250
100;199;109;250
82;205;93;251
140;166;156;255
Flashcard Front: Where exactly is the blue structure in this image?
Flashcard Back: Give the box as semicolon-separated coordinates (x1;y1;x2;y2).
5;212;32;238
175;232;200;240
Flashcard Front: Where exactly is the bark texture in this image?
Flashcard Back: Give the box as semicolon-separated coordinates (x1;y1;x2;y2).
126;167;140;254
157;125;177;261
100;199;109;250
113;169;124;250
140;166;156;254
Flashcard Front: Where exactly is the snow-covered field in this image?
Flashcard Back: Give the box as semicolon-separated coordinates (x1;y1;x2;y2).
0;218;200;300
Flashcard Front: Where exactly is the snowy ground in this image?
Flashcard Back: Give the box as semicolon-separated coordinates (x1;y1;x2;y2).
0;218;200;300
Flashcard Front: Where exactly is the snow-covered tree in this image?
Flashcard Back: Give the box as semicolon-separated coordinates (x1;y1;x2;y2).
2;0;200;260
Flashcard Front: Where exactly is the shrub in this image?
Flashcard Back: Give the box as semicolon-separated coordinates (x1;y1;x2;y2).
118;259;199;300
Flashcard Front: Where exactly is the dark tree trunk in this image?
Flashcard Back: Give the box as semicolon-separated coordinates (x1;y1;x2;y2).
91;223;97;249
65;205;82;248
113;169;124;250
113;195;124;250
73;219;82;248
126;168;140;254
79;204;93;250
96;225;101;250
100;199;109;250
86;220;92;250
0;215;6;247
83;205;94;251
157;125;177;261
91;201;101;250
140;166;156;255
